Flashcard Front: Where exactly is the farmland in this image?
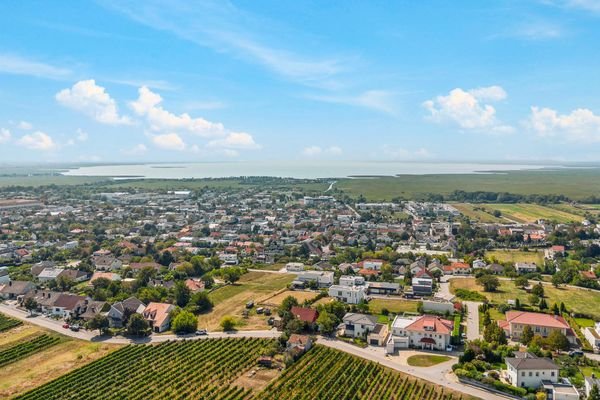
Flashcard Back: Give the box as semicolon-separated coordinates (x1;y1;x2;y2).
16;338;273;400
450;278;600;318
199;272;295;331
260;345;469;400
0;313;22;332
454;203;583;223
0;334;62;368
486;249;544;266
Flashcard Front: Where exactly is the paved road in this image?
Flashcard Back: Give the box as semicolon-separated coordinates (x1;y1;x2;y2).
319;338;508;400
437;277;455;301
463;301;483;341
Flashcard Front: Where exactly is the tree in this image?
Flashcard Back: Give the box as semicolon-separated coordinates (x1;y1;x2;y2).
515;298;521;310
551;274;562;288
538;297;548;310
546;330;569;352
172;310;198;334
515;276;529;289
551;303;560;315
126;313;150;336
521;325;534;345
482;311;492;327
87;314;109;335
316;310;336;335
483;322;507;345
220;316;236;331
24;297;38;316
477;275;500;292
92;277;112;290
531;282;545;298
222;268;241;284
174;281;191;307
187;291;213;314
279;296;299;315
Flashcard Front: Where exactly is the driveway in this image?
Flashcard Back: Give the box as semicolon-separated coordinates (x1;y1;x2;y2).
463;301;483;341
318;338;507;400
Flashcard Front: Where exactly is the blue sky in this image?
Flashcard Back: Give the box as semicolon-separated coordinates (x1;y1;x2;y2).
2;0;600;163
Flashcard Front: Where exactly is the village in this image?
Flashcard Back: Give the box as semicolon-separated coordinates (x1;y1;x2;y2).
3;187;600;399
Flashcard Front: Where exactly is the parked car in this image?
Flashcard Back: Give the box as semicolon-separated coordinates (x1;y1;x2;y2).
264;308;272;316
246;300;254;309
568;350;584;357
62;323;70;329
70;325;80;332
195;329;208;336
256;307;264;314
446;345;453;352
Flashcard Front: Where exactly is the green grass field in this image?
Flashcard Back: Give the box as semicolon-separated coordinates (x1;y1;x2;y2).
486;249;545;265
368;299;419;314
450;278;600;318
486;203;583;223
451;204;504;223
406;354;451;367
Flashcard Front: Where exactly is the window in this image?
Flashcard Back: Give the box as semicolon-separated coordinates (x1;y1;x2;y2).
551;372;555;377
536;372;539;377
529;372;532;377
521;372;525;377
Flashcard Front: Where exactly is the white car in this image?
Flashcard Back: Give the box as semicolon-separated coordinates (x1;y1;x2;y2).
446;345;453;352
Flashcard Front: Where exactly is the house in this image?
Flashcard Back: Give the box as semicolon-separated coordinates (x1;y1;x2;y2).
367;323;390;346
293;271;334;288
339;275;365;286
367;282;400;295
0;269;9;285
504;352;559;389
584;375;600;399
498;311;576;344
584;322;600;351
93;255;122;271
443;262;471;275
515;262;537;274
422;299;455;314
37;267;65;282
184;278;205;293
290;306;319;324
542;381;580;400
287;334;313;353
472;259;486;269
60;269;89;283
411;271;433;297
328;285;367;304
108;297;146;328
25;291;87;318
218;252;239;265
359;259;384;271
143;302;175;333
285;262;305;272
79;300;108;321
89;272;121;285
0;280;35;299
386;315;453;352
342;313;378;338
545;245;566;260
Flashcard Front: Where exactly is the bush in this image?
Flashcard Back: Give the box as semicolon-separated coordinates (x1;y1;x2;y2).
220;316;236;331
454;289;487;302
172;310;198;334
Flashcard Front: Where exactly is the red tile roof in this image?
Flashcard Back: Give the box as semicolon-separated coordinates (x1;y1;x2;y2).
291;306;318;323
504;311;570;329
406;315;453;335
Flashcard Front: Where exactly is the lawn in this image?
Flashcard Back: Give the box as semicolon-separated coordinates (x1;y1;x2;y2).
259;290;318;307
368;298;419;314
406;354;451;367
486;249;544;266
574;318;596;328
198;271;296;331
452;203;504;223
486;203;583;224
450;278;600;319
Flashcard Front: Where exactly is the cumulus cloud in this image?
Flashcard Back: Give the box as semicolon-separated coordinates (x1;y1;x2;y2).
130;86;225;137
122;143;148;155
527;106;600;142
151;133;186;151
56;80;132;125
0;128;11;143
207;132;260;149
423;85;513;134
17;131;56;150
302;145;343;157
17;121;33;130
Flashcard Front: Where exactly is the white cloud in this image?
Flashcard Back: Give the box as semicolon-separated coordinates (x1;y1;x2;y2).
303;146;322;156
76;128;88;142
130;86;225;137
56;80;132;125
0;128;11;143
0;53;71;79
17;131;56;151
381;145;433;160
527;106;600;142
17;121;33;130
423;86;513;133
221;149;239;157
151;133;186;151
307;90;396;114
122;143;148;155
207;132;260;149
302;145;342;157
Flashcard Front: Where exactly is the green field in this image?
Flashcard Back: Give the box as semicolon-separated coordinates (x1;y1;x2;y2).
406;354;451;367
451;204;504;223
486;249;544;265
485;203;583;223
368;299;419;314
450;278;600;318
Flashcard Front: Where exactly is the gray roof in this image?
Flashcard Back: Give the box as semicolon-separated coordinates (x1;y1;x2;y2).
505;356;558;370
343;313;378;326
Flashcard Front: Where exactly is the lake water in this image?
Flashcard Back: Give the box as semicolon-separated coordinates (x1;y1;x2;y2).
61;161;555;179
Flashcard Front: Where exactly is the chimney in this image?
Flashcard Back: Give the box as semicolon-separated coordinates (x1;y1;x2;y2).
8;281;12;286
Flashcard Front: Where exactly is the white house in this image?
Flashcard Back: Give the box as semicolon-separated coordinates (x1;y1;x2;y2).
339;275;365;286
585;323;600;351
296;271;334;288
359;259;384;271
504;352;559;389
218;253;239;265
515;262;537;274
386;314;453;353
328;285;367;304
498;311;576;344
342;313;378;337
37;267;65;282
472;259;486;269
285;262;305;272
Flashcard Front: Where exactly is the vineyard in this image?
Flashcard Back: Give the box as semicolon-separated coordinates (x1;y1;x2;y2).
0;312;22;332
0;334;61;368
16;337;273;400
259;345;468;400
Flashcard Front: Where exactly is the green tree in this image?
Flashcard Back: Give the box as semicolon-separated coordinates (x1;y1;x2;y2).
515;276;529;289
126;313;150;336
171;310;198;334
279;295;299;315
316;310;336;335
87;314;110;335
538;297;548;310
482;311;492;327
222;268;241;284
546;330;569;352
589;384;600;400
477;275;500;292
220;316;236;331
532;283;545;298
24;297;38;316
521;325;534;345
174;281;191;307
483;322;507;345
187;291;213;314
551;303;560;315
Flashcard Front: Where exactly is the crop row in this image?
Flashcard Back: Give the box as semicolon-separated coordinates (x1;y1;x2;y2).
17;337;272;400
0;312;22;332
0;334;61;367
257;345;465;400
